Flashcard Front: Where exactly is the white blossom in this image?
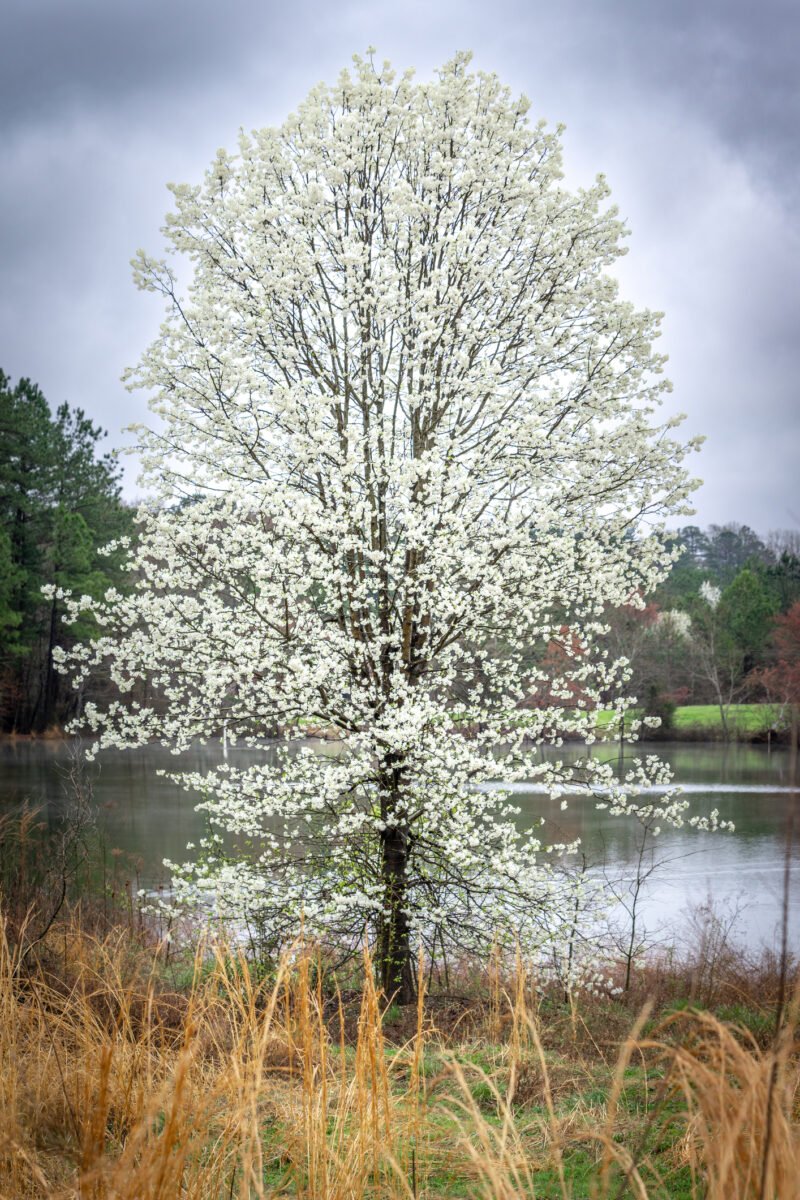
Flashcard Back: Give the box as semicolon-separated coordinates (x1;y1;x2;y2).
55;52;715;992
700;580;722;610
657;608;692;638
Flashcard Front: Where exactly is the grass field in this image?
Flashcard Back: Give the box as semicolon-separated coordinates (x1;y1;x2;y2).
595;703;783;740
2;796;798;1199
671;703;778;733
2;907;798;1200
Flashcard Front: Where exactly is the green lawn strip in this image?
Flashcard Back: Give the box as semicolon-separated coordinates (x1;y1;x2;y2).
671;703;779;732
593;702;781;738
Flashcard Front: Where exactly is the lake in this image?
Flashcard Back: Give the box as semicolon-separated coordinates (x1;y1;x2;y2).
1;738;796;951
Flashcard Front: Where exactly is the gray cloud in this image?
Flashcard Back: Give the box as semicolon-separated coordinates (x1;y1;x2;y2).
2;0;798;531
498;0;800;202
3;1;282;122
7;0;795;192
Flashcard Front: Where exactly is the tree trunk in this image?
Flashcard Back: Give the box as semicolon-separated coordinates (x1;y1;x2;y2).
378;823;415;1004
710;667;731;742
377;752;415;1004
36;596;60;732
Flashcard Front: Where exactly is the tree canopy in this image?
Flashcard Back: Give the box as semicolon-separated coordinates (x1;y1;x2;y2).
61;54;712;1000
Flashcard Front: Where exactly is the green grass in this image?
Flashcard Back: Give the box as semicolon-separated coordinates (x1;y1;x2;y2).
596;703;781;739
671;703;777;732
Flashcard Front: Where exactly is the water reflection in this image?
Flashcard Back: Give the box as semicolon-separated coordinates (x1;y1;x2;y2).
0;738;795;949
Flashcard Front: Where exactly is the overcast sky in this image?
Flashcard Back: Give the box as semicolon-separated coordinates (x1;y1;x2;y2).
2;0;798;532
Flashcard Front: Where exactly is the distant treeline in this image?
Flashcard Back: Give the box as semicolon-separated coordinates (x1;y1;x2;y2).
0;371;134;733
1;368;798;736
604;524;800;733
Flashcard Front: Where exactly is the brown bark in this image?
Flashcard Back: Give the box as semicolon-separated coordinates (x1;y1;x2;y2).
37;595;61;732
378;823;415;1004
377;753;415;1004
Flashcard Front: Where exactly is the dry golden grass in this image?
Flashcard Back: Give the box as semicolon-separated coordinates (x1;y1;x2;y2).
0;917;430;1200
1;909;799;1200
647;1004;800;1199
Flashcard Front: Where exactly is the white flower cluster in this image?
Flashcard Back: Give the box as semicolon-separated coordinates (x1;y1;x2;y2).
657;608;692;638
699;580;722;610
55;53;711;968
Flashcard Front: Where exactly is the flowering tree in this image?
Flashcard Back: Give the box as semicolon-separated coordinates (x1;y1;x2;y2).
58;53;706;1002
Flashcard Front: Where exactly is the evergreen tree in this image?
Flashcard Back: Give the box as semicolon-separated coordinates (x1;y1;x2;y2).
764;551;800;612
0;370;133;731
718;568;777;673
705;524;770;582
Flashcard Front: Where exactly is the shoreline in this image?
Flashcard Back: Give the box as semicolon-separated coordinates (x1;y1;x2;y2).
2;718;791;747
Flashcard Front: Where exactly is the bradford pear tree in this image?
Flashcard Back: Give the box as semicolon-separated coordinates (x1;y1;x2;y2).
58;53;713;1002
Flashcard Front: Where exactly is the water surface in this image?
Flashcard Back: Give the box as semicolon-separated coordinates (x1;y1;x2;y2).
1;738;795;949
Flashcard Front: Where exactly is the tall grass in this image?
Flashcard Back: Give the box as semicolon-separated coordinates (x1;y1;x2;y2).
1;909;798;1199
651;1002;800;1199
